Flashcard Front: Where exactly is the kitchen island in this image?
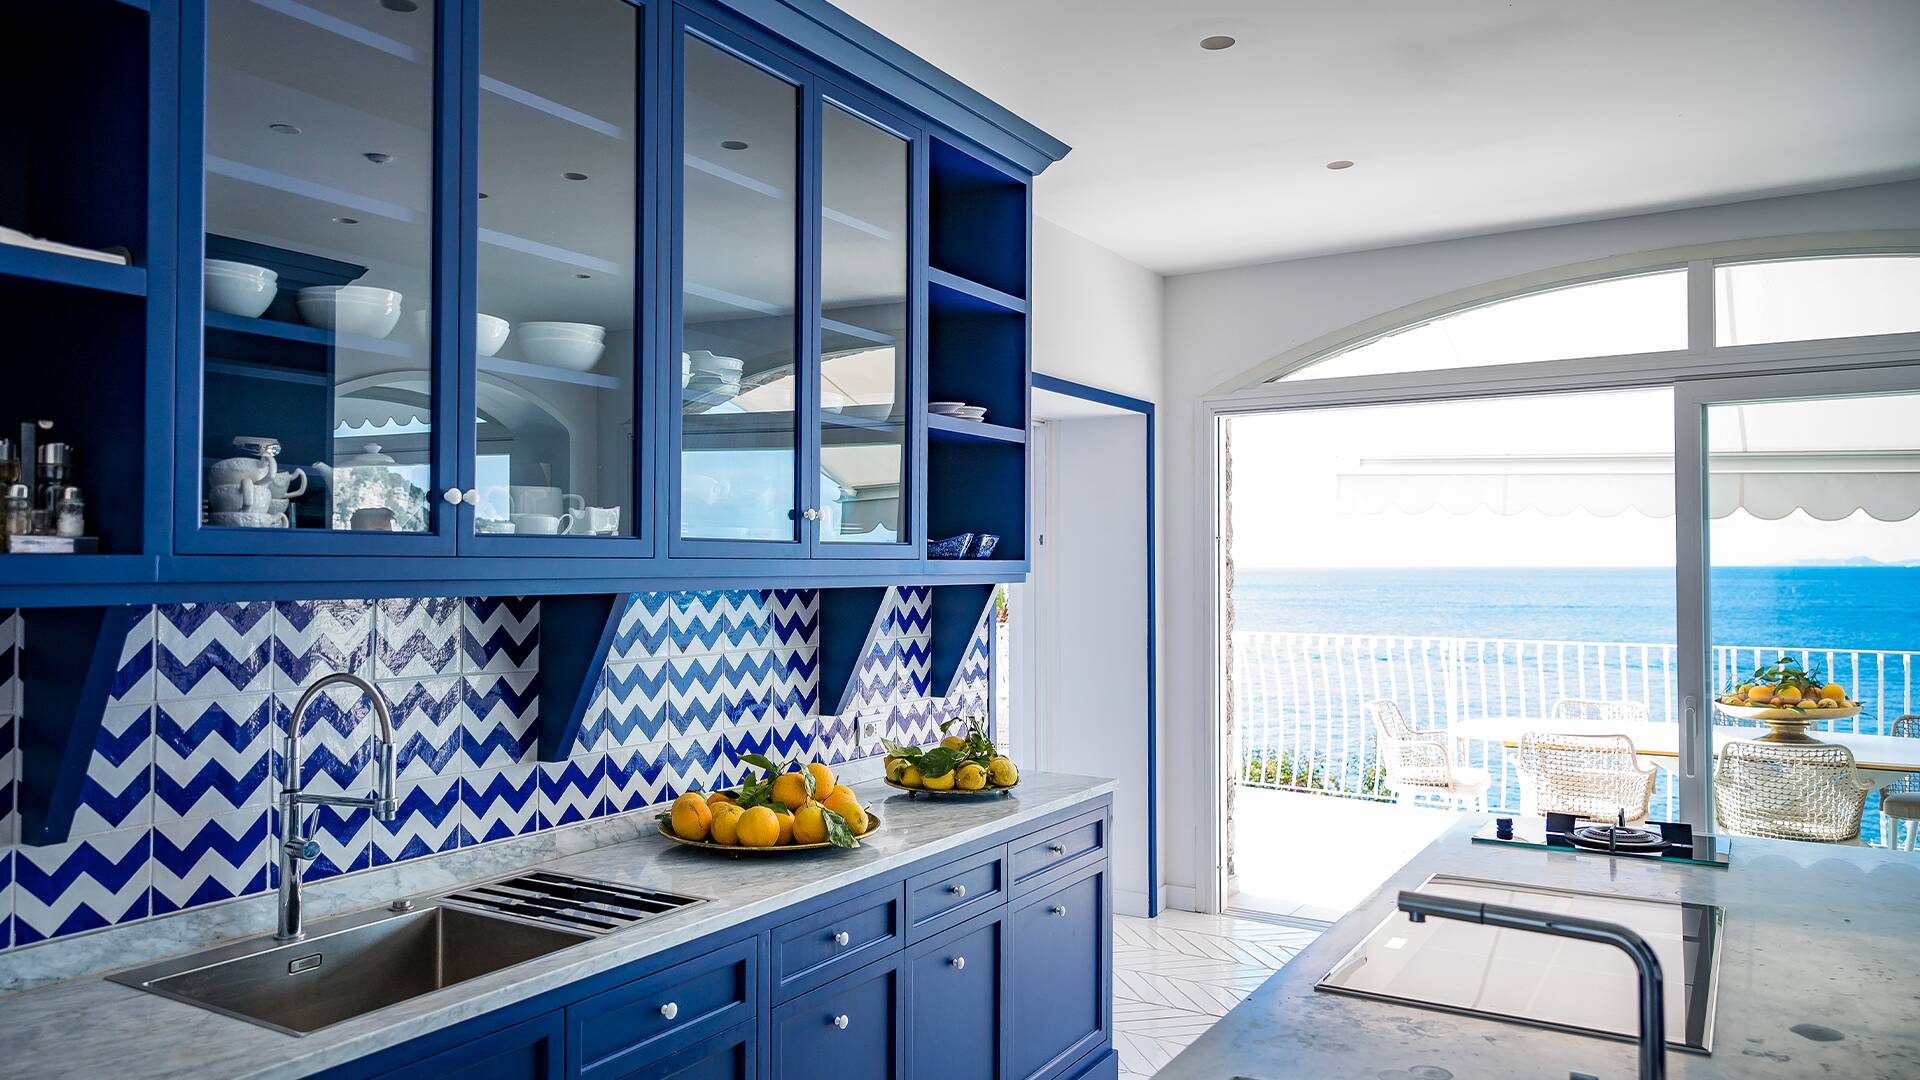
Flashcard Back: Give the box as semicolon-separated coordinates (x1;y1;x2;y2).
1161;817;1920;1080
0;773;1115;1080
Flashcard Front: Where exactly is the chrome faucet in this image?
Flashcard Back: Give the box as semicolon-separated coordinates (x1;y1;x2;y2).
277;673;398;941
1398;890;1665;1080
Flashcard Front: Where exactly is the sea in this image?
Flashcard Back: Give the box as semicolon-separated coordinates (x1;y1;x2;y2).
1230;565;1920;842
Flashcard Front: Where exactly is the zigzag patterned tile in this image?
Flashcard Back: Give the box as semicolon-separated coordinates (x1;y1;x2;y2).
539;758;605;827
669;589;777;656
644;735;732;800
272;600;373;689
154;694;274;823
12;827;150;944
376;597;460;680
725;717;819;773
610;592;671;664
765;589;817;650
1;849;11;950
813;714;860;766
668;652;772;737
68;704;153;838
851;637;931;711
459;671;539;770
876;586;932;637
603;746;669;816
109;608;156;705
275;687;373;799
459;766;540;845
280;803;370;883
461;597;539;674
766;647;819;719
156;603;272;701
373;776;462;866
0;608;18;715
0;721;14;849
151;807;270;914
381;676;463;781
604;661;670;749
571;671;606;757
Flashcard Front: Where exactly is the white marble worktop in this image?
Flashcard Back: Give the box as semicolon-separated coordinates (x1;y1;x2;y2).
1160;817;1920;1080
0;773;1113;1080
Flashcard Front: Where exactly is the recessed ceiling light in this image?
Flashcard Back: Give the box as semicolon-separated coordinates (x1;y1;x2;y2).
364;152;392;164
333;216;360;225
269;123;301;135
1199;35;1236;51
720;140;750;151
562;171;589;181
574;273;592;279
380;0;420;12
1325;159;1355;170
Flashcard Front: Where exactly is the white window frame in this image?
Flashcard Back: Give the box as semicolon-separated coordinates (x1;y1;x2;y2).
1195;232;1920;914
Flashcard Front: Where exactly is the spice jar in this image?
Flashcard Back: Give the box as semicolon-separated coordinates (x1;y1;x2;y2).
54;486;85;538
4;484;31;538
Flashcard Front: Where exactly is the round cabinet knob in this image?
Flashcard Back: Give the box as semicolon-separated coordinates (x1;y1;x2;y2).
831;1014;850;1030
803;507;822;521
832;930;850;947
1049;843;1066;855
1049;905;1068;917
949;883;967;898
949;956;966;971
441;487;463;505
461;488;479;506
659;1001;679;1021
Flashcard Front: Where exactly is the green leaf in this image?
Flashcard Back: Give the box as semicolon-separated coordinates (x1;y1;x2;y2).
822;806;857;848
917;746;961;778
741;753;779;779
882;739;923;763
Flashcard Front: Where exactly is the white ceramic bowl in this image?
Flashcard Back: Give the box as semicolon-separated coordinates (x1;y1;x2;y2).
296;286;404;339
519;332;606;372
204;260;278;318
407;309;512;357
518;321;605;342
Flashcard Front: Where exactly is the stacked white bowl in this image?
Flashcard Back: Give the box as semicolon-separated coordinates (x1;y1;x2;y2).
204;260;278;318
296;285;404;339
407;309;512;357
518;321;606;371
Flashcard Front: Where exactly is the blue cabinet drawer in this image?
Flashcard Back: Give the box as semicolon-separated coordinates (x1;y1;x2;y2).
905;844;1005;942
908;913;1003;1079
770;882;904;1002
568;937;758;1080
1009;809;1106;897
1008;865;1110;1080
366;1010;564;1080
771;955;902;1080
622;1022;758;1080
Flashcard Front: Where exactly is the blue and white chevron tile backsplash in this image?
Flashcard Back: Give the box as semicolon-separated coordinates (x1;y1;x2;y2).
0;587;994;949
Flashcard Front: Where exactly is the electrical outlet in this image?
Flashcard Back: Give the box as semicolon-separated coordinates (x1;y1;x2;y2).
859;715;882;753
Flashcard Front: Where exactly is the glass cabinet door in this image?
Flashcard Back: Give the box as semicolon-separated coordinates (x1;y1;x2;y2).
675;32;805;549
471;0;641;549
815;100;911;551
194;0;449;549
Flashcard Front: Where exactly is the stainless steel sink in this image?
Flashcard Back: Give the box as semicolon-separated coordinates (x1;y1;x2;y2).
107;902;593;1036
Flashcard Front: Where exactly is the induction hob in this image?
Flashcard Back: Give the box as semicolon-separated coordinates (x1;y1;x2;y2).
1316;874;1723;1054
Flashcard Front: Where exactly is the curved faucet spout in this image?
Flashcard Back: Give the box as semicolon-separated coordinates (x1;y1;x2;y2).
277;673;399;941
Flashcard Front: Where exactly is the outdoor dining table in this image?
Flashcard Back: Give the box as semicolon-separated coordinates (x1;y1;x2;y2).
1450;715;1920;780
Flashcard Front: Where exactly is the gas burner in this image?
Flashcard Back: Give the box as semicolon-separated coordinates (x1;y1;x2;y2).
1568;823;1666;852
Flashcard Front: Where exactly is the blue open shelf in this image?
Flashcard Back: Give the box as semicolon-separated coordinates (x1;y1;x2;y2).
0;245;146;296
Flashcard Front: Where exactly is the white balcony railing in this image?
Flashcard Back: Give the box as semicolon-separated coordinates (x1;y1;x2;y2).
1231;631;1918;839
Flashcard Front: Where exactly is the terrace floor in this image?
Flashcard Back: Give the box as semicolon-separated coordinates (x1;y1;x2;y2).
1227;786;1462;923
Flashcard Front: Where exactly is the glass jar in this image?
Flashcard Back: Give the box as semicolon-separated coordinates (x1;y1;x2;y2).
54;486;85;538
4;484;31;538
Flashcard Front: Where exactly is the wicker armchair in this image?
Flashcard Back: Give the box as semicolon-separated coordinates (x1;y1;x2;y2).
1549;698;1652;726
1876;715;1920;851
1516;732;1658;824
1715;739;1872;843
1367;700;1489;809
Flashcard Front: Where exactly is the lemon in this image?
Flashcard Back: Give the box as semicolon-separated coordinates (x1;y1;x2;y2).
805;762;836;798
922;768;955;792
1776;686;1804;705
941;736;966;751
955;763;988;791
988;756;1019;787
773;807;795;845
669;793;713;841
710;803;745;845
736;806;780;847
823;790;867;834
773;769;813;811
792;802;829;845
1820;683;1848;702
900;765;924;788
886;758;912;783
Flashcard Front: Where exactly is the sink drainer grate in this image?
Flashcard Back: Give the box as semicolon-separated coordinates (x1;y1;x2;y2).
437;871;704;934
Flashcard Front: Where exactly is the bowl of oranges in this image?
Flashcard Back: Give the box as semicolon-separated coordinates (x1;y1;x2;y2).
1714;656;1862;743
658;755;879;854
882;718;1021;798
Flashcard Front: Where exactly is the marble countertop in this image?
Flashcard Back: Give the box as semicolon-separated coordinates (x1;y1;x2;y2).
1160;818;1920;1080
0;773;1114;1080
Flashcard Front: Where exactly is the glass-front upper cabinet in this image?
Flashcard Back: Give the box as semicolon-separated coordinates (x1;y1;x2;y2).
470;0;643;551
816;99;912;553
190;0;453;552
675;29;806;552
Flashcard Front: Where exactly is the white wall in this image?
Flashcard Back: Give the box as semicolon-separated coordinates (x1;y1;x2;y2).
1157;178;1920;909
1041;414;1153;915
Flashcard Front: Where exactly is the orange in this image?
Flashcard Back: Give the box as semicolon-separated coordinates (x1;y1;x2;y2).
823;791;868;835
773;807;796;845
706;790;736;809
805;761;836;798
736;806;780;848
709;803;745;845
772;770;812;811
792;802;829;845
669;793;713;841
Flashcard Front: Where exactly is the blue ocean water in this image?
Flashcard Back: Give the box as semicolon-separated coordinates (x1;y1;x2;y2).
1233;566;1920;653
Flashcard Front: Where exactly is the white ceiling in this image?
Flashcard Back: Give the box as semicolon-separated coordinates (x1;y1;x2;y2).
833;0;1920;275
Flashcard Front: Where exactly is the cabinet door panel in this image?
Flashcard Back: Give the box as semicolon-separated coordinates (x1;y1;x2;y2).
771;957;900;1080
619;1022;757;1080
909;916;1001;1079
1008;869;1108;1080
367;1011;563;1080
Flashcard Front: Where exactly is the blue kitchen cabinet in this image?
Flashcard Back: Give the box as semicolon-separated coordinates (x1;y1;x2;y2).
367;1011;566;1080
1007;865;1111;1080
907;912;1003;1079
618;1023;757;1080
771;952;904;1080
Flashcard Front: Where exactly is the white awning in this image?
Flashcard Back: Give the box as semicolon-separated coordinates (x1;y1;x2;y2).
1337;451;1920;521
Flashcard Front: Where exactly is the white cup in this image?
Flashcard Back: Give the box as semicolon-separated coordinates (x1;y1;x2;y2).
509;485;563;517
207;481;268;513
510;512;571;535
585;506;621;535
